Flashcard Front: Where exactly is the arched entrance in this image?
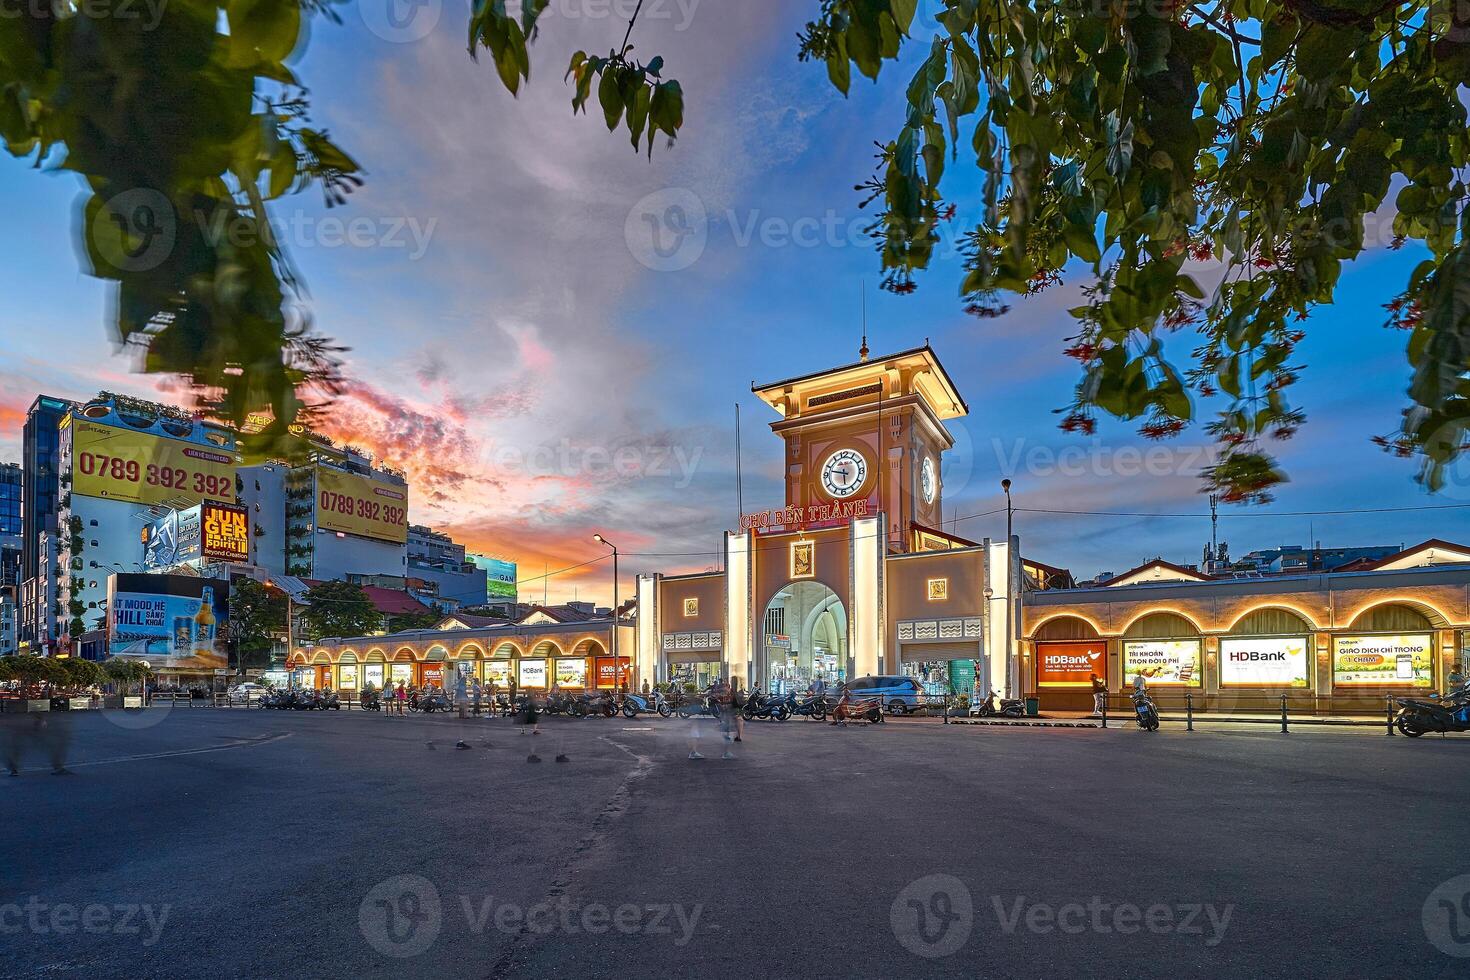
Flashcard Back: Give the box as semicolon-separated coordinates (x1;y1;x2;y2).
761;581;847;694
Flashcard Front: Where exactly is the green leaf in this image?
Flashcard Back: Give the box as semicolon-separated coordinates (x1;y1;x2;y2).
598;69;623;131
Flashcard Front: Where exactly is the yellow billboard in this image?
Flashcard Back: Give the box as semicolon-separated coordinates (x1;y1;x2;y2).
315;467;409;544
71;420;238;507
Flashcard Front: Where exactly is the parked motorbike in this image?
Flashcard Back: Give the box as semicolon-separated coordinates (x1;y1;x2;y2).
411;691;453;713
621;690;673;718
360;688;383;711
1131;690;1160;732
571;691;616;718
742;688;789;722
1395;689;1470;737
790;692;829;721
319;690;342;711
973;690;1026;719
545;691;578;715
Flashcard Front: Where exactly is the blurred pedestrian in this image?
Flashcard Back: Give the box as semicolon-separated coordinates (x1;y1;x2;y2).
1090;673;1107;718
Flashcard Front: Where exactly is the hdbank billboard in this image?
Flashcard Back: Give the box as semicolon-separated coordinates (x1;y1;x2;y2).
315;466;409;544
67;418;238;507
107;573;230;671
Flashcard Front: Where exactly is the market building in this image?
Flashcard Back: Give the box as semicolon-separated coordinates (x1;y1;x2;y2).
1023;539;1470;712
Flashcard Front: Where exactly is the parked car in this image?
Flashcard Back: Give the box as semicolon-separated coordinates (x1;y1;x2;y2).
842;675;924;714
227;683;270;705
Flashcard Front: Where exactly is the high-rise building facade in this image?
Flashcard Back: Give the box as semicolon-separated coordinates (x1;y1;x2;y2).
19;396;70;646
0;462;21;536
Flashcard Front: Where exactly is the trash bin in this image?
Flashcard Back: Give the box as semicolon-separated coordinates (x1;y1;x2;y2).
1025;696;1040;717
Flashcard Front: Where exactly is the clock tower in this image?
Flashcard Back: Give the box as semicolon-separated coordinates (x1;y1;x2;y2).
751;343;969;553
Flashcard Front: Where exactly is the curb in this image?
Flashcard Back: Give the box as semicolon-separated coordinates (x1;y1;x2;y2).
947;718;1102;729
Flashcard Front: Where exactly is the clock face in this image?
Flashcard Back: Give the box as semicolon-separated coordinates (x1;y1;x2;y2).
921;457;938;504
821;448;869;499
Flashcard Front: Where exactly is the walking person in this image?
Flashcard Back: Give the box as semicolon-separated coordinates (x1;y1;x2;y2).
487;678;499;717
394;681;407;716
1090;672;1107;718
471;677;483;717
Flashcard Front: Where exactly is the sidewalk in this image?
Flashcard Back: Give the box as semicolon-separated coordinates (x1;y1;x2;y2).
892;709;1395;729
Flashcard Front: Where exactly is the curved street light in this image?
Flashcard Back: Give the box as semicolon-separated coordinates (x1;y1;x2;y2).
593;534;621;689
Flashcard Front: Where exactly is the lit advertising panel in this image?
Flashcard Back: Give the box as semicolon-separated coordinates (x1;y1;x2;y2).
1220;637;1310;688
315;466;409;544
71;419;237;507
519;659;548;688
483;661;511;687
556;658;588;687
475;557;518;599
1122;639;1202;687
595;657;632;689
1036;640;1106;688
1334;634;1434;687
107;573;229;671
200;500;251;563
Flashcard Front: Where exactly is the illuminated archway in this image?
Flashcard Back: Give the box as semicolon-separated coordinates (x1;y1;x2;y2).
761;580;847;693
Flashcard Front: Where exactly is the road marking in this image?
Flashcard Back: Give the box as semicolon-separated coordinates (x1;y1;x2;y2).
15;732;292;774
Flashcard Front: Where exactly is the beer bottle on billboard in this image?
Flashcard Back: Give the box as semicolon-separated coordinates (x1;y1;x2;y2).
194;587;217;655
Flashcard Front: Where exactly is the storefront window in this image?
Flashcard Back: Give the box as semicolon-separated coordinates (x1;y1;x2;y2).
421;664;445;689
1122;639;1202;687
365;664;385;689
389;663;413;687
519;659;548;688
902;660;975;696
554;659;587;687
669;661;722;691
1334;633;1433;688
338;664;359;690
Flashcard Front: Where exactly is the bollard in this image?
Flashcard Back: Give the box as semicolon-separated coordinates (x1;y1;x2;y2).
943;697;949;725
1280;694;1290;734
1386;695;1396;736
1186;692;1194;732
1101;695;1107;730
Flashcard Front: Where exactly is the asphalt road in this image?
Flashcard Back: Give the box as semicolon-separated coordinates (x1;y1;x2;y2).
2;706;1468;979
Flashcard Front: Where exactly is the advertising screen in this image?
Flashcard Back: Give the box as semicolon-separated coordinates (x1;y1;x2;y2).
315;466;409;544
1334;634;1434;687
70;419;237;507
1122;639;1202;687
595;657;632;689
556;658;588;687
1036;640;1107;688
1220;637;1310;688
107;573;229;671
475;557;518;600
200;500;250;563
483;661;512;687
519;659;548;688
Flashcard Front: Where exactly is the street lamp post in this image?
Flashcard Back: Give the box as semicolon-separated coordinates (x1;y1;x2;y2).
593;534;620;689
1001;479;1019;700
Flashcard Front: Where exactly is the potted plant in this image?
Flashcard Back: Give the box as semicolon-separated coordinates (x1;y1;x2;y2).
0;656;63;712
102;659;152;709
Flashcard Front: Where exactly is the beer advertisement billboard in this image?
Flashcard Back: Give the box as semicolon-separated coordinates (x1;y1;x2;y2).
107;573;230;671
314;466;409;544
70;419;238;507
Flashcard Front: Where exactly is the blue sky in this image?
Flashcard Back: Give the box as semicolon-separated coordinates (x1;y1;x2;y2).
0;1;1462;598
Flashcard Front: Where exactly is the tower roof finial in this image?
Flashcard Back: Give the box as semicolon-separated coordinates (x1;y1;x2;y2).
859;281;869;362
